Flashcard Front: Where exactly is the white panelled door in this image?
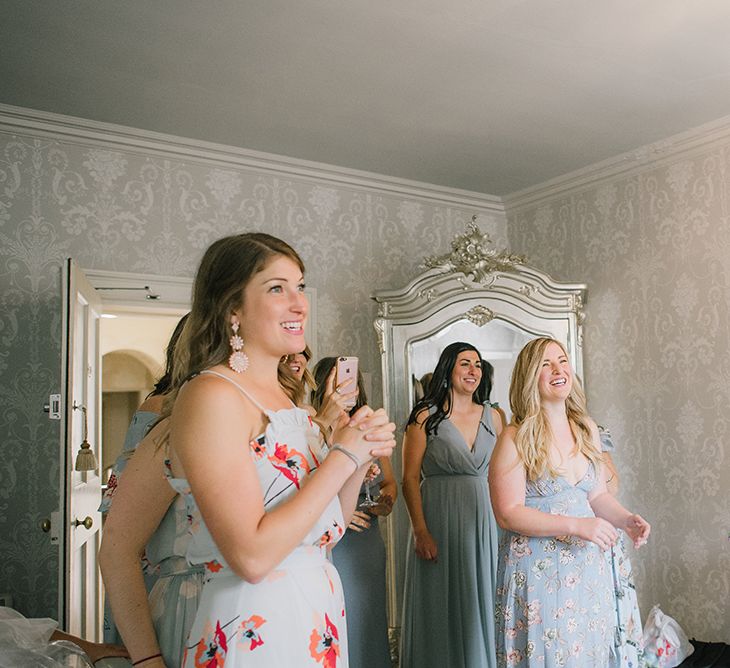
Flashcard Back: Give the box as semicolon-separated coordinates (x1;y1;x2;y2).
61;259;103;639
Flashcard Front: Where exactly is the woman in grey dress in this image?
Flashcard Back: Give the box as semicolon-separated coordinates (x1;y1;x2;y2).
401;342;504;668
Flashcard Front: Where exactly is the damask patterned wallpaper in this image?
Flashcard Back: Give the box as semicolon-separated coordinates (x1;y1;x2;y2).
508;144;730;641
0;116;507;620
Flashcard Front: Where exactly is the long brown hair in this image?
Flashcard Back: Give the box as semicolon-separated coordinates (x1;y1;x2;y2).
509;337;601;482
163;233;304;415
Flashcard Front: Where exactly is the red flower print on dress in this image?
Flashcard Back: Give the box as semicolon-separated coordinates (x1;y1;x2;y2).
192;620;229;667
104;472;118;499
268;442;311;489
250;437;266;459
238;614;266;651
204;559;223;573
309;613;340;668
318;521;344;547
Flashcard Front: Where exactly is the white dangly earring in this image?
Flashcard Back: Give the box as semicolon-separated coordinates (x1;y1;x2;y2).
228;321;249;373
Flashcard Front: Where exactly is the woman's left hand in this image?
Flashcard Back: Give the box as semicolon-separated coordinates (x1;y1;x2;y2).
347;407;396;459
624;513;650;548
80;640;130;663
347;509;372;533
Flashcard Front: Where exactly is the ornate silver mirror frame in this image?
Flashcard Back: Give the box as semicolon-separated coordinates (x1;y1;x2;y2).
372;221;587;650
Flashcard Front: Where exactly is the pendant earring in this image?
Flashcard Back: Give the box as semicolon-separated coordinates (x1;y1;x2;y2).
228;321;249;373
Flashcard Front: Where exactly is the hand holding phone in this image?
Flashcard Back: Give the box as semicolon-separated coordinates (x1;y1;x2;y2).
336;356;358;409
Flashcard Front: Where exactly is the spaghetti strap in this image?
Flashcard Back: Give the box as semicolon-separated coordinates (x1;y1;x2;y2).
199;369;271;413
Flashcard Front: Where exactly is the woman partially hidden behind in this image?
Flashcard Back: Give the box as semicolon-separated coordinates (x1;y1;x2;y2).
489;337;650;668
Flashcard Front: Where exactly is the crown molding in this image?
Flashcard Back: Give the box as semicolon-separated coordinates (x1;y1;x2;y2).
503;114;730;212
0;103;504;213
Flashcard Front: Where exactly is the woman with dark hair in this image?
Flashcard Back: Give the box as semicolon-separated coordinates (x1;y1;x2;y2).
310;356;396;668
159;233;395;667
400;341;504;668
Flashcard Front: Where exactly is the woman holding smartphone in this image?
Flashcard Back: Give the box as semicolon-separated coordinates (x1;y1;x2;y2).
401;341;503;668
163;233;396;667
311;356;397;668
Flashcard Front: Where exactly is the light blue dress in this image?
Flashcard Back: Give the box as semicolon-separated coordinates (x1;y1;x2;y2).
331;471;391;668
600;429;646;668
401;404;499;668
99;409;204;668
495;462;615;667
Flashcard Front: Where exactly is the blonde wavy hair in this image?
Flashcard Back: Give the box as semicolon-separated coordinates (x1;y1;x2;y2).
509;337;601;482
281;344;317;405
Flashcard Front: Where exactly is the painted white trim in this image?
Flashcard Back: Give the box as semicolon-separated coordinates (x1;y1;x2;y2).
84;268;319;360
85;269;194;312
0;103;504;212
504;114;730;211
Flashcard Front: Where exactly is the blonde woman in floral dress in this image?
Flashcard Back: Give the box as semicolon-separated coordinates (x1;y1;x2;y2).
489;338;650;668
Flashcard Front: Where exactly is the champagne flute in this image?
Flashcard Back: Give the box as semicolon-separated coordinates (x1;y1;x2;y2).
358;462;380;510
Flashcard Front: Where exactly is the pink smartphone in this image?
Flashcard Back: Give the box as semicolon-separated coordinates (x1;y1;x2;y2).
336;356;358;408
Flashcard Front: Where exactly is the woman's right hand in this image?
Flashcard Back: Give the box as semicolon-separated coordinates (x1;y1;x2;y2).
575;517;618;551
414;529;438;561
347;509;372;533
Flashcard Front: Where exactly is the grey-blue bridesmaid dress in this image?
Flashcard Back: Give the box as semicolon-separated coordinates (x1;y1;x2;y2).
401;404;499;668
332;470;391;668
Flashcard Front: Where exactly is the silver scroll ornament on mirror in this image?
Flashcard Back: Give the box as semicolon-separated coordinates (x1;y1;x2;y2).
423;215;527;285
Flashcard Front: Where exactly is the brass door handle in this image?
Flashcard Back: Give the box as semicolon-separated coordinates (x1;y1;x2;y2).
41;518;51;533
74;516;93;530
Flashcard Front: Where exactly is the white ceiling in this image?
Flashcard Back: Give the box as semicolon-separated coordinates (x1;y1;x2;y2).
2;0;730;195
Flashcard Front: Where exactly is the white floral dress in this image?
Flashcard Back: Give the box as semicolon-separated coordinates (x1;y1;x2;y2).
167;371;348;667
495;463;616;667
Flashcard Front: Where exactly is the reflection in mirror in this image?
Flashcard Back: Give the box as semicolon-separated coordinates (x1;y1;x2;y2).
409;318;533;423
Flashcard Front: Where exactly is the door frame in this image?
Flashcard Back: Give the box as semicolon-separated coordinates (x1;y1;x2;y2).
58;267;195;630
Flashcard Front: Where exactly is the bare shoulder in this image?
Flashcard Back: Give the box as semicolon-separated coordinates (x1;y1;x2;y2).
491;423;523;475
499;423;519;442
173;372;263;439
490;407;504;431
412;407;430;428
138;394;164;414
136;418;170;457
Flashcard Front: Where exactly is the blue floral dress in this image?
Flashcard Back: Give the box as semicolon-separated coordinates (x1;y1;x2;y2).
495;463;615;667
100;410;205;667
168;371;349;667
599;428;646;668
